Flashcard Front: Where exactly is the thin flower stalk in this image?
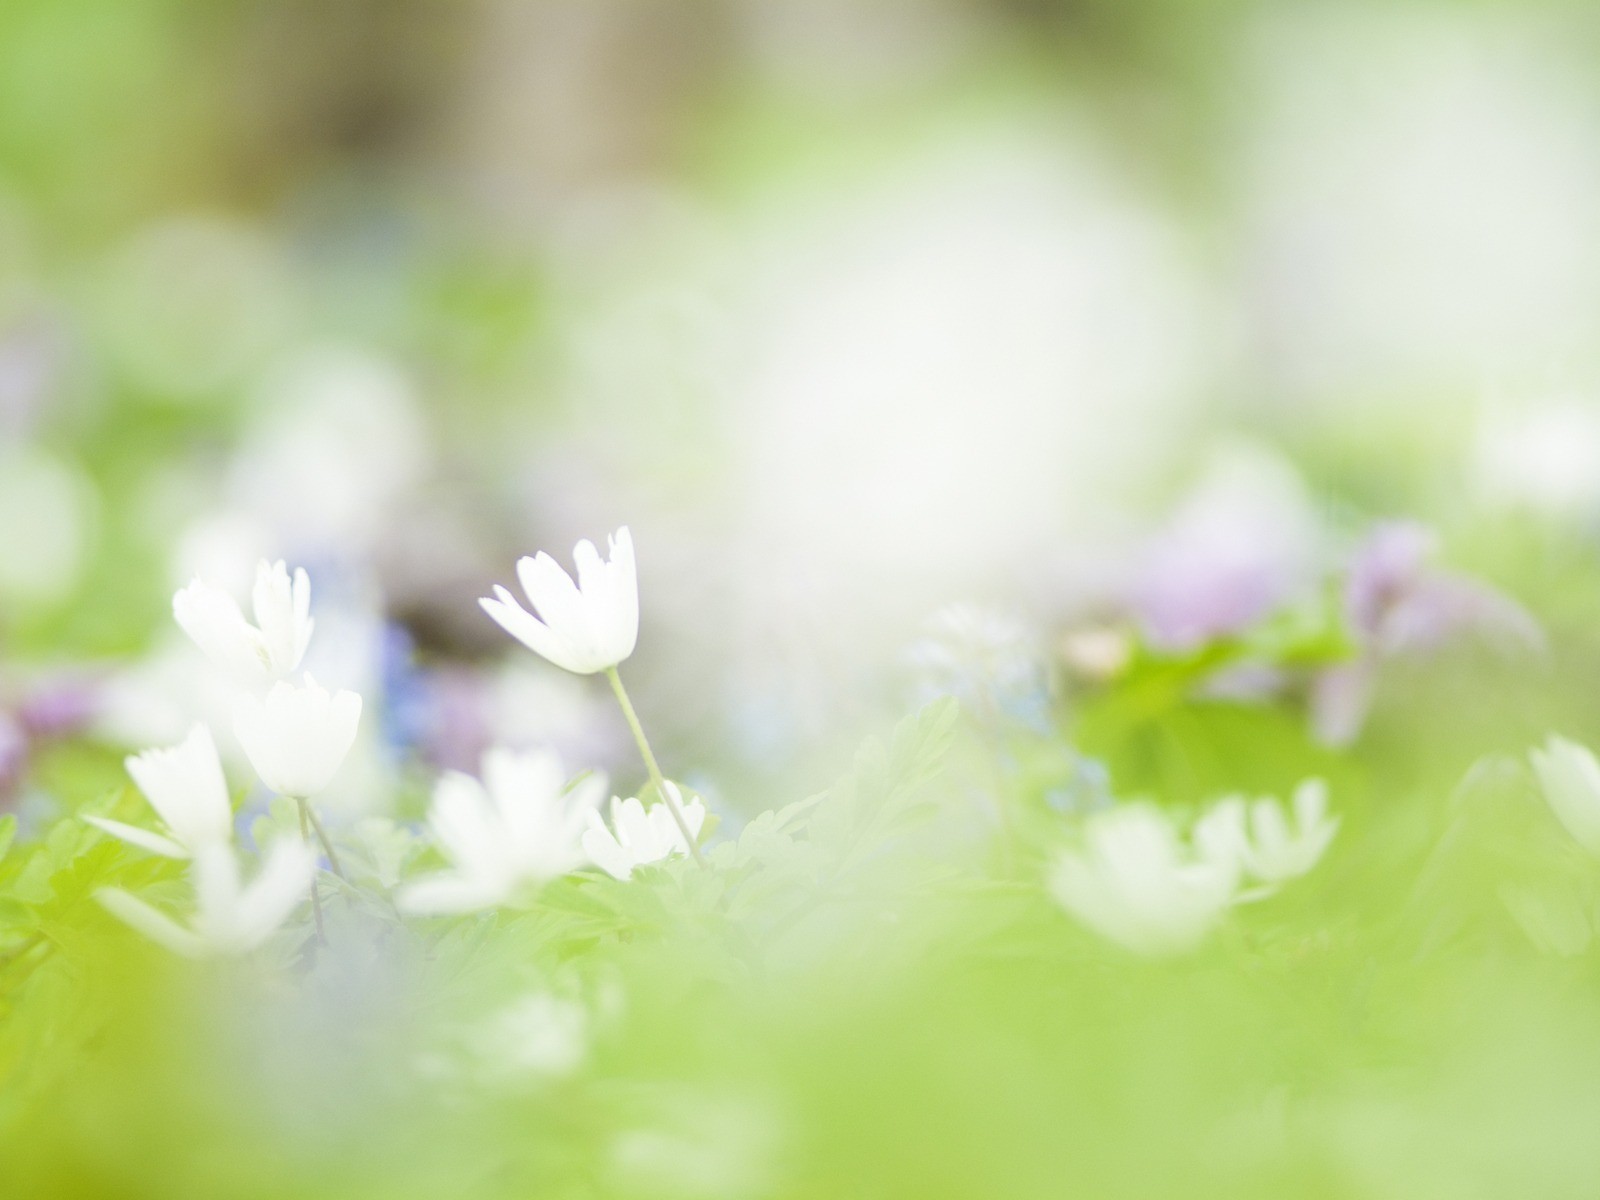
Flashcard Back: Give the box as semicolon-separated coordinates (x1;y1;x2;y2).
604;666;704;867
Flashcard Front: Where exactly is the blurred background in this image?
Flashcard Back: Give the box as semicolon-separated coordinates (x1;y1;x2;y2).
5;0;1600;817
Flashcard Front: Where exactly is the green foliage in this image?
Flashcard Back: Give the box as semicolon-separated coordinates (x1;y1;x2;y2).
5;643;1600;1200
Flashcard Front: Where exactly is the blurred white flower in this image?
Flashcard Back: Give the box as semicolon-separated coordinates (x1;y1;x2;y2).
1049;803;1238;956
94;639;244;751
86;724;232;859
474;993;590;1080
1530;735;1600;856
481;527;639;675
174;559;313;685
608;1091;782;1200
229;347;428;557
96;839;313;958
1473;398;1600;519
1194;780;1338;889
1501;881;1593;958
234;675;362;798
905;603;1047;721
582;783;706;880
399;749;607;914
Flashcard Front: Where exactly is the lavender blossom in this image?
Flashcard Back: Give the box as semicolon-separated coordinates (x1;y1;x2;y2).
1313;521;1543;744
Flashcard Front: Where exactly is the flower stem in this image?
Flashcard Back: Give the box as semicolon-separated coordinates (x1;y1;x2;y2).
303;804;346;880
604;666;705;867
296;797;326;941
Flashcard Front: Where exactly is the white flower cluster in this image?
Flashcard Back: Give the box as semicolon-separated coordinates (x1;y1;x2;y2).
1049;781;1338;957
97;529;713;953
94;559;361;956
403;529;706;913
91;524;1347;971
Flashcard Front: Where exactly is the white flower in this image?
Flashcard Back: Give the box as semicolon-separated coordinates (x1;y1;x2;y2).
173;559;314;684
1048;803;1238;956
582;783;706;880
1194;779;1338;888
480;527;639;675
1531;735;1600;857
1501;881;1593;958
474;993;590;1080
233;675;361;798
86;723;233;858
398;749;607;914
96;839;313;958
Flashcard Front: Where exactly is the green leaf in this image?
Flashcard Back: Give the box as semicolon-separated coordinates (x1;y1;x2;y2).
805;697;962;860
249;796;304;854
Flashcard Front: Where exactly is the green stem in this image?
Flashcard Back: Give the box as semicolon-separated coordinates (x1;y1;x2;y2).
296;797;326;941
303;804;346;880
605;666;705;867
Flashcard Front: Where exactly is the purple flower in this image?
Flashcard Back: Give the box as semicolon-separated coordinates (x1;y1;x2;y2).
1344;521;1542;657
17;677;100;739
1313;521;1543;744
1133;449;1319;651
0;711;27;803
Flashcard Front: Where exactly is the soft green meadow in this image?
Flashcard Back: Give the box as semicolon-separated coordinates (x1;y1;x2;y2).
5;512;1600;1198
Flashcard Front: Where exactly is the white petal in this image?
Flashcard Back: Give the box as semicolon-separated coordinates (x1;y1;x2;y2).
96;888;205;958
483;747;567;854
1193;797;1247;874
252;560;312;676
397;872;508;915
173;579;270;682
480;592;592;675
610;796;653;854
233;691;283;795
235;678;361;797
1293;778;1329;827
124;723;231;851
602;526;639;663
317;688;363;787
83;816;189;859
516;552;588;636
428;772;508;880
581;824;634;880
559;773;609;842
192;842;244;932
230;839;314;949
1532;736;1600;854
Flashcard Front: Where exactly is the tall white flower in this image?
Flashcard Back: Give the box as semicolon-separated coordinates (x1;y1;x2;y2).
1049;803;1238;956
234;675;361;798
1531;735;1600;856
173;559;314;684
1194;780;1338;888
582;783;706;881
480;527;638;675
96;839;313;958
398;749;607;914
86;724;233;859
